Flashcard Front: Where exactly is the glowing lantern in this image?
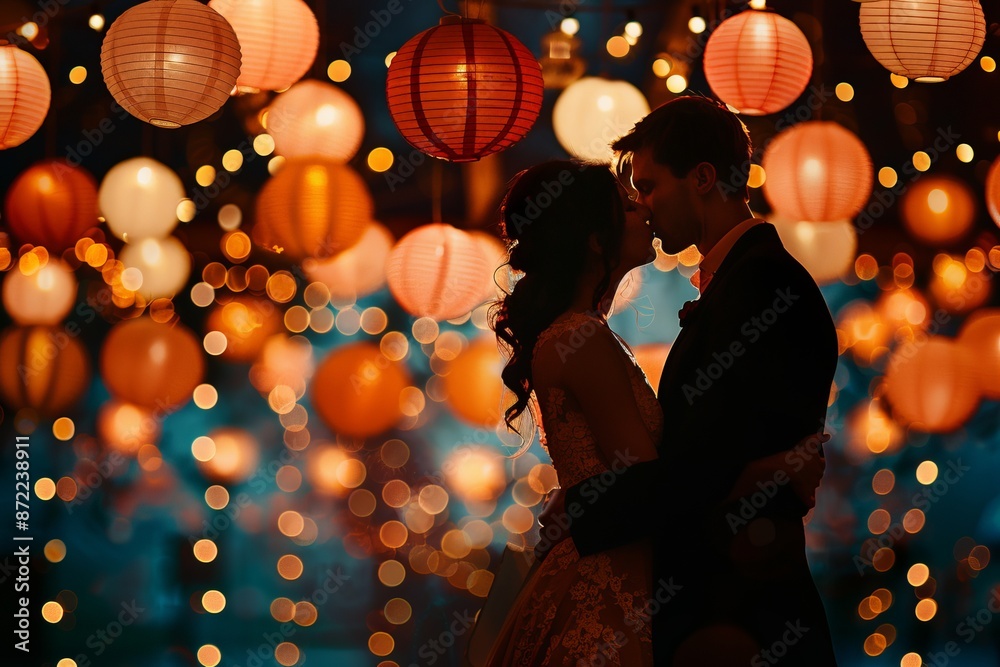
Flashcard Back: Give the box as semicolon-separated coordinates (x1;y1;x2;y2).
208;0;318;93
986;156;1000;228
959;310;1000;399
252;158;373;262
101;0;242;128
311;342;411;438
703;8;813;115
900;176;976;244
99;158;185;242
469;231;512;303
875;288;931;337
443;446;507;502
762;122;873;222
119;236;191;300
769;216;857;285
844;400;904;464
884;338;979;432
837;301;891;366
442;336;506;427
386;16;544;162
928;255;990;314
0;325;90;417
860;0;986;82
196;427;260;483
97;400;161;455
206;296;282;362
2;259;77;325
0;43;50;149
268;80;364;162
303;222;394;304
553;77;649;162
4;160;98;251
385;223;491;321
100;317;204;410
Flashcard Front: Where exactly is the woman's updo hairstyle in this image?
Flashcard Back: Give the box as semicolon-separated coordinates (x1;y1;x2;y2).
489;160;625;452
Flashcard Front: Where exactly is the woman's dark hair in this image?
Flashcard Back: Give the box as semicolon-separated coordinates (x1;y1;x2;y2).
488;161;626;453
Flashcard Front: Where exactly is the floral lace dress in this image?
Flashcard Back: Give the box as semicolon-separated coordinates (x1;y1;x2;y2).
491;312;664;666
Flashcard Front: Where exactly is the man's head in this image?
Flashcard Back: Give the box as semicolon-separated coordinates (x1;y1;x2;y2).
613;95;753;254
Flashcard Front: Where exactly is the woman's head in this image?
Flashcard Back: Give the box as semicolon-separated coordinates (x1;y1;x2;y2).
490;160;650;450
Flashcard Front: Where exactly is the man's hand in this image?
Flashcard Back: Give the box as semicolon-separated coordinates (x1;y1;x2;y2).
724;433;831;509
535;487;569;561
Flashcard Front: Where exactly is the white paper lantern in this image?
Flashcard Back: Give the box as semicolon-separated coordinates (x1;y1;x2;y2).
268;80;364;162
99;158;185;242
553;77;650;162
2;259;77;325
119;236;191;300
769;215;857;285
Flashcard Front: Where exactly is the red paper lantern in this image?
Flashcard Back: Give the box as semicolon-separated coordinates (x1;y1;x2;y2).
0;43;51;149
4;160;98;251
386;17;543;162
385;223;490;321
253;158;373;262
101;0;242;128
762;121;873;222
703;8;813;116
860;0;985;82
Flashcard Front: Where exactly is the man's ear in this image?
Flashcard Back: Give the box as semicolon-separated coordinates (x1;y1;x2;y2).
692;162;717;195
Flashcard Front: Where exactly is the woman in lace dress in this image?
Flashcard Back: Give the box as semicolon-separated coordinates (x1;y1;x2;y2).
487;161;660;666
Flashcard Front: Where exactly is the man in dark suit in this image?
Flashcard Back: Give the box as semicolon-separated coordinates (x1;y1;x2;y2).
540;96;840;665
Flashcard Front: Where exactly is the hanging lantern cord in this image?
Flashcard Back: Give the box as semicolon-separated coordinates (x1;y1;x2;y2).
437;0;463;18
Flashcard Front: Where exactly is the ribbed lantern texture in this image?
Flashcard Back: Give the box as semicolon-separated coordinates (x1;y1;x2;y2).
762;121;874;222
386;17;544;162
101;0;242;128
0;43;51;149
208;0;318;93
4;160;98;252
860;0;986;82
703;9;813;116
269;80;365;162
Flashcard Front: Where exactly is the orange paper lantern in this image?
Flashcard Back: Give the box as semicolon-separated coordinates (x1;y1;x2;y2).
100;317;204;410
0;325;90;417
208;0;318;93
253;158;373;262
0;43;50;149
268;80;364;162
101;0;242;128
900;176;976;244
884;337;979;432
958;310;1000;399
311;342;411;438
205;296;283;362
386;16;544;162
703;9;813;115
2;259;78;325
385;223;490;321
442;336;506;427
4;160;98;251
860;0;986;82
762;122;874;222
302;222;394;304
770;217;857;285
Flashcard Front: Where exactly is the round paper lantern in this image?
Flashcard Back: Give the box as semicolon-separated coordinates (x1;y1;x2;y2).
900;175;976;244
268;80;364;162
4;160;98;251
101;0;241;128
100;317;204;410
386;16;544;162
469;231;512;303
762;122;873;222
553;77;650;162
119;236;191;300
443;445;507;502
311;342;411;438
928;254;990;314
703;8;813;115
99;158;185;242
208;0;318;93
0;325;90;417
253;158;373;262
959;310;1000;399
442;336;506;427
97;400;161;455
875;287;931;336
0;43;50;149
2;259;77;325
385;223;491;321
303;222;394;303
205;296;283;362
986;156;1000;228
196;427;260;483
770;216;857;285
860;0;986;82
884;337;979;432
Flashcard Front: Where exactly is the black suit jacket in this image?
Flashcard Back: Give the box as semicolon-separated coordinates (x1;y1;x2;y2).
565;223;839;666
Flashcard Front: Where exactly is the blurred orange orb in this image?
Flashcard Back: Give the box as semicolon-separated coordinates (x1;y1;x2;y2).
3;160;98;252
884;338;979;432
2;259;77;325
268;80;364;162
901;176;976;245
206;296;283;362
100;317;204;410
97;400;161;455
197;427;260;484
0;325;91;417
311;342;411;437
443;446;507;502
442;336;506;427
958;310;1000;399
302;222;394;303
